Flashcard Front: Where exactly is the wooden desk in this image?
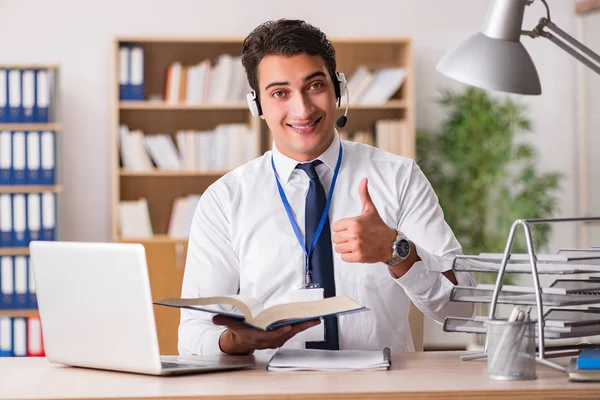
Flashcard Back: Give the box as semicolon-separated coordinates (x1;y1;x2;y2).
1;351;599;400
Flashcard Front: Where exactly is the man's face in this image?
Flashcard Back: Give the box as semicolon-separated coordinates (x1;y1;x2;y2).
257;53;338;162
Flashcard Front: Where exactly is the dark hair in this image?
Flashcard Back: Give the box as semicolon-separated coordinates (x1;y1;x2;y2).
241;19;338;103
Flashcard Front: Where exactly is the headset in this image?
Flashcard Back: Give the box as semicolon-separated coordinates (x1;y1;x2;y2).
246;72;350;128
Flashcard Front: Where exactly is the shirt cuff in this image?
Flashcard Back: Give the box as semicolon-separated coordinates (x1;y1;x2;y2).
205;327;228;355
391;244;444;295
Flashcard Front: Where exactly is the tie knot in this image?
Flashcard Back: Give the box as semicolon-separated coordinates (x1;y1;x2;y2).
296;160;322;180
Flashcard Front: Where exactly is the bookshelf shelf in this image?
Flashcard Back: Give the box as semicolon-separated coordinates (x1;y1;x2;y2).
0;248;30;256
0;310;38;318
0;64;59;70
119;102;248;110
0;123;61;131
0;185;62;194
120;169;229;177
118;234;187;244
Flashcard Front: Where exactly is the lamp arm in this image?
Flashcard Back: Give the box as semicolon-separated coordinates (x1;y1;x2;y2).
522;2;600;76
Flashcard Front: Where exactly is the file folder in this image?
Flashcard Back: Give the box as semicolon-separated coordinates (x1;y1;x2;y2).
41;193;55;241
14;256;27;308
12;317;26;357
0;194;12;246
0;70;6;123
1;256;14;309
0;317;12;356
7;70;22;123
26;131;41;184
12;194;27;247
40;131;55;185
129;46;144;100
27;193;41;242
27;256;36;308
0;131;11;185
21;70;35;123
36;70;49;123
27;316;44;356
119;46;130;100
12;131;26;185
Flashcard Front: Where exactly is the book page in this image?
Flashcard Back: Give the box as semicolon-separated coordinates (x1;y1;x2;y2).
251;296;364;330
155;294;263;320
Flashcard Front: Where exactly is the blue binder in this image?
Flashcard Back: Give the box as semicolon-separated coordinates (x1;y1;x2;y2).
0;69;6;123
11;132;26;186
21;70;35;123
12;195;28;247
13;256;27;309
27;256;36;309
0;194;12;247
40;131;55;185
1;256;15;309
119;46;130;100
0;131;11;185
41;193;55;241
129;46;144;101
35;70;49;123
26;131;41;185
0;317;13;356
7;69;22;123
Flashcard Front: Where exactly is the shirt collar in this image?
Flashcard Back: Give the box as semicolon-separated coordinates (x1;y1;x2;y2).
271;130;341;183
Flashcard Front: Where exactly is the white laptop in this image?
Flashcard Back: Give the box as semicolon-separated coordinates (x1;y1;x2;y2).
29;240;255;376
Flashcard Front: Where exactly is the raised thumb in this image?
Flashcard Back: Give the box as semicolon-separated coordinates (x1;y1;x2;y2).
359;178;375;214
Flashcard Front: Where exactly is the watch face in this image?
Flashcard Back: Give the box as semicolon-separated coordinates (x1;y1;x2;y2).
396;239;411;258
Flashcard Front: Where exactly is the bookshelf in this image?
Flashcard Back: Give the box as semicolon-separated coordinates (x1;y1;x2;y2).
0;64;59;357
112;36;420;354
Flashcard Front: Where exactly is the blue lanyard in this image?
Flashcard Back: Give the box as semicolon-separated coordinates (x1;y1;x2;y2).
271;141;343;286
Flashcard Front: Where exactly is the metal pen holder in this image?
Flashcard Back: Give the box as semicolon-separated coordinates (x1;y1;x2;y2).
486;319;536;381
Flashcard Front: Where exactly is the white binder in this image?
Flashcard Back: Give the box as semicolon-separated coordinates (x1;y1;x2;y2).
27;193;41;241
26;131;41;184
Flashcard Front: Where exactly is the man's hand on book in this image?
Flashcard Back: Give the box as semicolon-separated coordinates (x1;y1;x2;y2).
213;315;321;355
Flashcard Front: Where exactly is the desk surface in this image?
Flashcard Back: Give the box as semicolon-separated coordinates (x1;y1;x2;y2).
1;351;599;400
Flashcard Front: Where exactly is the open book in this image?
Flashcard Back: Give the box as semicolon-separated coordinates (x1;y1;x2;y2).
154;295;367;331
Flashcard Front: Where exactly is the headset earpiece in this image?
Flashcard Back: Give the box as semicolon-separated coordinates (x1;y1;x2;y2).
246;91;262;116
336;72;349;128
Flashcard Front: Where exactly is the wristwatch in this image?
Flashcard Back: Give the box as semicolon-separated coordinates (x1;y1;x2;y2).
384;230;412;266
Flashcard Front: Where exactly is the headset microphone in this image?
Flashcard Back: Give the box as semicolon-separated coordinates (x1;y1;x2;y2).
336;74;350;128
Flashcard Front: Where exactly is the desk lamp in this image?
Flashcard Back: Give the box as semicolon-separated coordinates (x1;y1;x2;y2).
437;0;600;95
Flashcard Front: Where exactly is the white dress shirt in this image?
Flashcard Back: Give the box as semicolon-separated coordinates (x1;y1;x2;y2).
178;131;475;356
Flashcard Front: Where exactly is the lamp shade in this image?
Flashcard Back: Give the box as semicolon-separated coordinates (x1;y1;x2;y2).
436;0;542;95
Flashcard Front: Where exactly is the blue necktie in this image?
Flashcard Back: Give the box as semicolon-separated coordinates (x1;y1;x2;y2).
296;160;340;350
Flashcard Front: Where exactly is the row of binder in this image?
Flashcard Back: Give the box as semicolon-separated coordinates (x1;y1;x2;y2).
0;69;52;123
119;46;144;101
0;131;55;186
0;316;44;357
0;193;56;248
1;256;36;309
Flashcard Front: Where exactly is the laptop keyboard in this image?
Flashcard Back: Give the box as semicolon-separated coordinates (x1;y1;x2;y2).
161;361;212;369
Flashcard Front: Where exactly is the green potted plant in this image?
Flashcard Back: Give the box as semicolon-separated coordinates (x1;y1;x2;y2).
416;87;562;285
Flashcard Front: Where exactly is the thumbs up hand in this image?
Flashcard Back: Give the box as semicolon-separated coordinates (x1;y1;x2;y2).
331;178;398;263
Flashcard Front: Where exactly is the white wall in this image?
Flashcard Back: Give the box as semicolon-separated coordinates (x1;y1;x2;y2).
0;0;580;348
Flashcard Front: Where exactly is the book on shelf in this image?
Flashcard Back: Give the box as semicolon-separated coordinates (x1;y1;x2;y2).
0;192;55;247
119;198;153;239
167;195;201;239
119;124;257;172
343;66;406;105
0;130;56;186
154;294;367;331
163;54;248;105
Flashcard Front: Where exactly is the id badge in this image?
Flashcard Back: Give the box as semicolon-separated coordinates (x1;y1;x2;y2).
286;287;325;343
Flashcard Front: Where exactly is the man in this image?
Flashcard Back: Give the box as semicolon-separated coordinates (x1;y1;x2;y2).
178;19;475;356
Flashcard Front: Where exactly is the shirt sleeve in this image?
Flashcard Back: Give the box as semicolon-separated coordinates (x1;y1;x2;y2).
392;160;476;323
178;184;239;356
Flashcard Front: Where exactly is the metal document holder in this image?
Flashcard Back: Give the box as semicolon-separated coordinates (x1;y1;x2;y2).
452;216;600;373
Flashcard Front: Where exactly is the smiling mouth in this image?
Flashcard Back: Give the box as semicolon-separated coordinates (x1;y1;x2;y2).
287;117;322;130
